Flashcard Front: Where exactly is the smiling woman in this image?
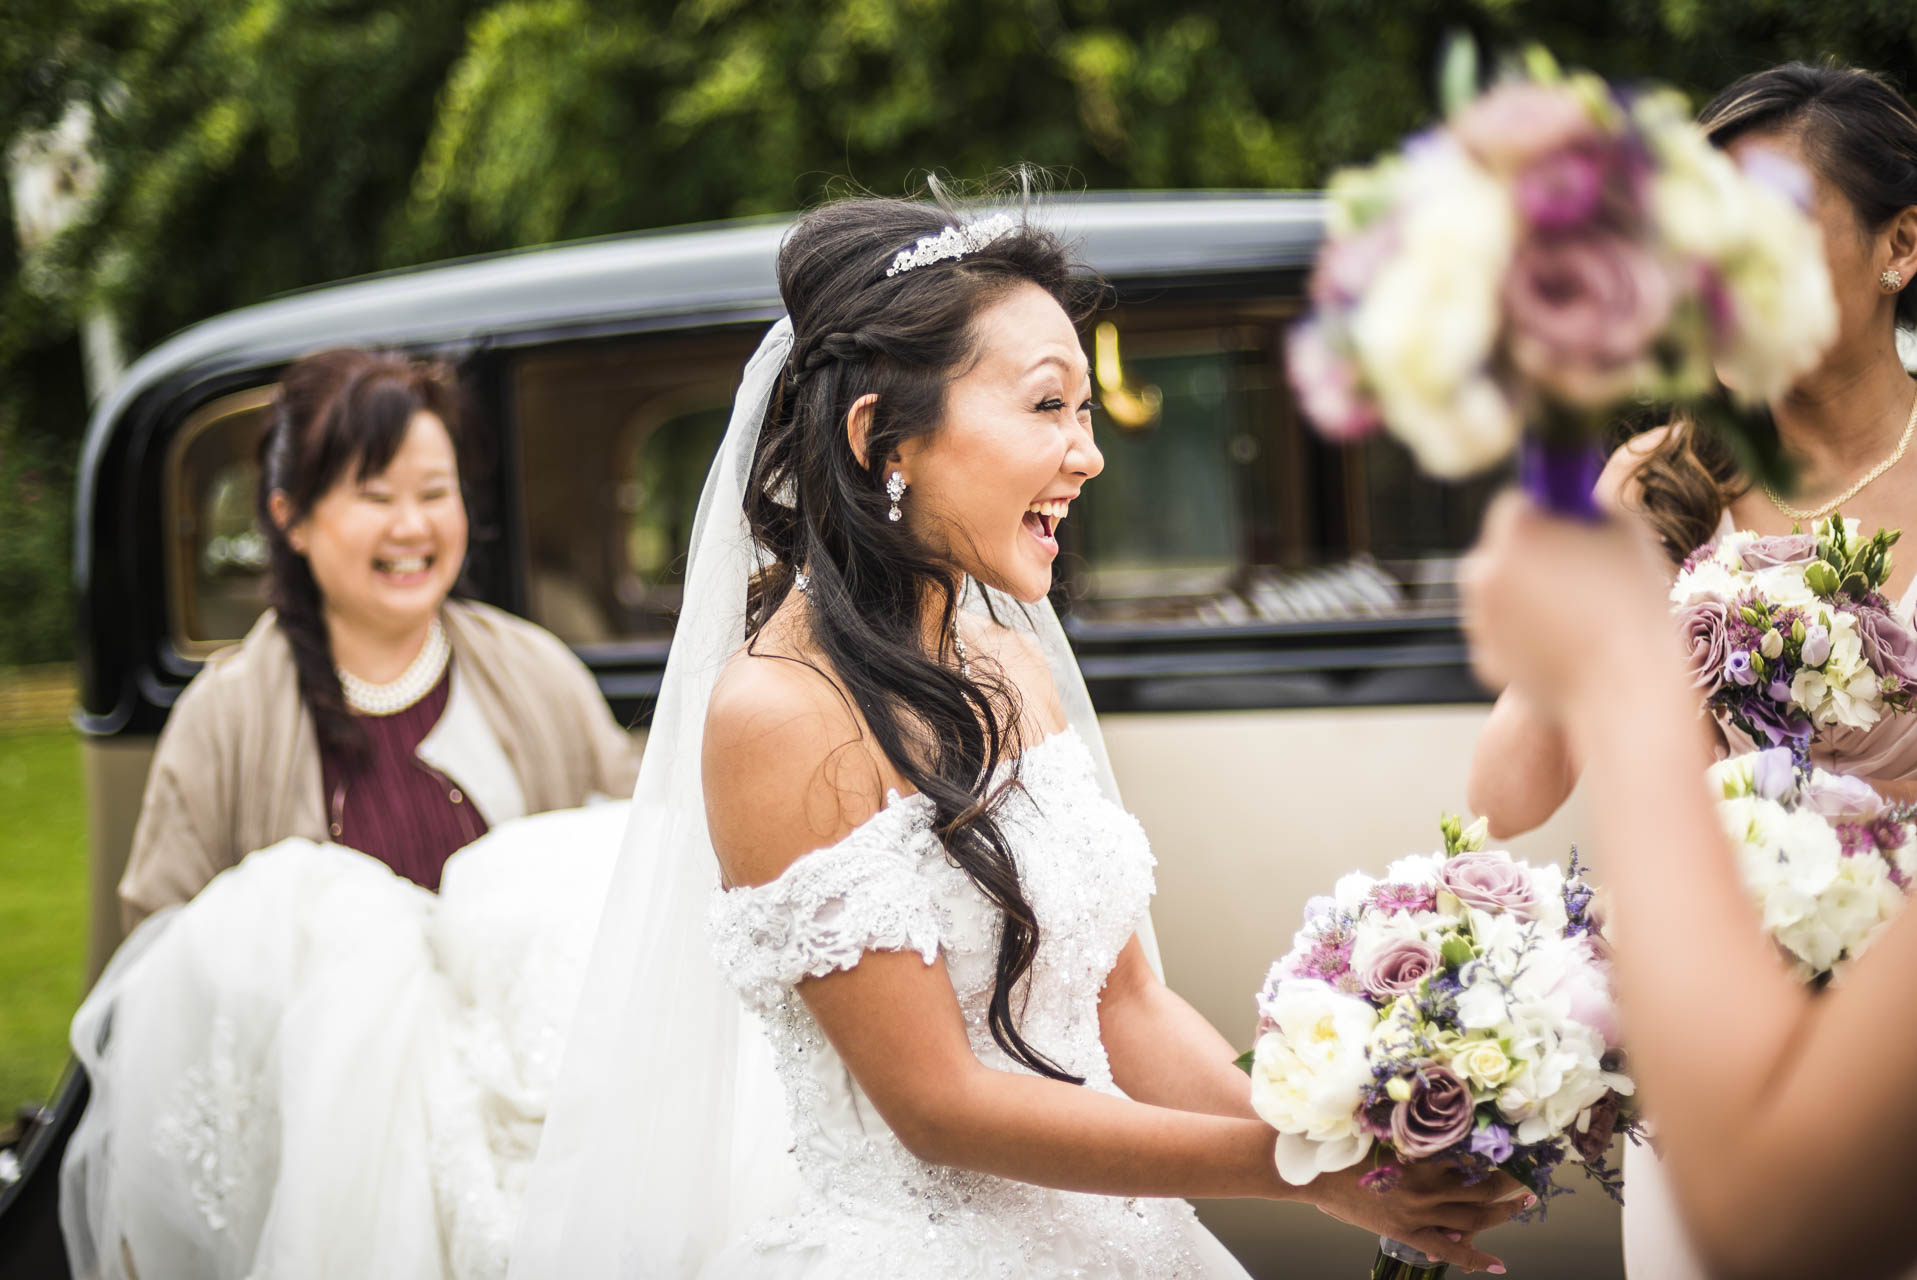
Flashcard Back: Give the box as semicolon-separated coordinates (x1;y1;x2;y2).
115;349;639;924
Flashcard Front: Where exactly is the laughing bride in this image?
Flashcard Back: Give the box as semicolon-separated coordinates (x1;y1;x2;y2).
511;187;1523;1278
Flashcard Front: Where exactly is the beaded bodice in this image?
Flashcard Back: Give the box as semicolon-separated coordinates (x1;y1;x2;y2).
705;728;1208;1276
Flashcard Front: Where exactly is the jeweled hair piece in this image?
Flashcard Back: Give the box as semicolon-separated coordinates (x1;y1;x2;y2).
884;212;1019;277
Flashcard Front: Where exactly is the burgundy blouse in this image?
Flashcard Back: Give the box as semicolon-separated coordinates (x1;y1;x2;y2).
318;665;488;891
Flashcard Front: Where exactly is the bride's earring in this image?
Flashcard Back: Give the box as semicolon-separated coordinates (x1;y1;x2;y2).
886;471;907;523
1883;268;1905;293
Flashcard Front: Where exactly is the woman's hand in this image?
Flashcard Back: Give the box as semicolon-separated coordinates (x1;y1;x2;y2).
1305;1160;1529;1274
1461;491;1679;720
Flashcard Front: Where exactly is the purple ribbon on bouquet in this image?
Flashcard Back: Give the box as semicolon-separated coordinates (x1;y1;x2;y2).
1518;435;1606;522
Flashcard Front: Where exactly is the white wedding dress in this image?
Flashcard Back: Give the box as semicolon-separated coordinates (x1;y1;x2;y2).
61;801;629;1280
702;726;1250;1279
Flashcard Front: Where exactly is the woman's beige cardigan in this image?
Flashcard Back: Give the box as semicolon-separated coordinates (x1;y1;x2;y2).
119;599;640;930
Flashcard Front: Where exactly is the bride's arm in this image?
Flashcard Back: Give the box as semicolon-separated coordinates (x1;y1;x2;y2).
1466;494;1917;1280
1097;936;1258;1120
803;947;1514;1273
706;660;1517;1274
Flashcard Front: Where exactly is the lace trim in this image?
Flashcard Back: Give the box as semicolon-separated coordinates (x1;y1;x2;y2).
709;804;947;1009
152;1015;262;1234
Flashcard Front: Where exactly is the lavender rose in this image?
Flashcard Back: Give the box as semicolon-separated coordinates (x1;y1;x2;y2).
1440;852;1545;921
1287;318;1381;443
1739;533;1817;570
1514;146;1606;230
1358;937;1443;1000
1800;770;1884;824
1390;1067;1477;1160
1853;605;1917;685
1503;230;1674;405
1749;747;1798;803
1678;600;1730;694
1800;624;1832;668
1452;83;1600;172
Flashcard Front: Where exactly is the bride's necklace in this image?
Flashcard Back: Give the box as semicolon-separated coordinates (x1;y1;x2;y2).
1762;387;1917;523
337;618;449;716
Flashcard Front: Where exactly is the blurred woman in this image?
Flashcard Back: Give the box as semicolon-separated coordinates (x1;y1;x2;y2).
118;348;636;926
1465;63;1917;1279
1468;61;1917;836
63;349;638;1280
1463;492;1917;1280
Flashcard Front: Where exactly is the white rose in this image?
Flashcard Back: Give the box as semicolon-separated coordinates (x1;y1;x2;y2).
1381;852;1445;887
1752;563;1816;609
1448;1037;1515;1091
1350;145;1520;479
1671;559;1742;606
1332;870;1379;913
1715;179;1839;402
1250;980;1380;1185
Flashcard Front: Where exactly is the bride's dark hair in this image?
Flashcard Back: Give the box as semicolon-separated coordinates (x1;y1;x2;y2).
1627;60;1917;562
745;182;1096;1082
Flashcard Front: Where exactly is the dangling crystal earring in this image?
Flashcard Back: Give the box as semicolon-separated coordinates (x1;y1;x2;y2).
1883;268;1905;293
952;611;971;680
885;471;907;522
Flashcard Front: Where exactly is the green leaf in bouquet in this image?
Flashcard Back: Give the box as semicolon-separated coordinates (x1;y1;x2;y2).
1441;936;1478;970
1805;561;1841;597
1438;32;1480;118
1233;1049;1256;1076
1519;43;1563;86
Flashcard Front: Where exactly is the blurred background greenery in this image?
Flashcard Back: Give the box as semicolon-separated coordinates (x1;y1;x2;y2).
4;0;1917;1107
7;0;1917;667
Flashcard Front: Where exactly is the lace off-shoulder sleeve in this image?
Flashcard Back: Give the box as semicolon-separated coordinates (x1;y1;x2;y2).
707;796;946;1011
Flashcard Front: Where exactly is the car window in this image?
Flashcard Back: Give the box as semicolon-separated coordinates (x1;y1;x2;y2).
164;387;274;654
512;332;758;646
1061;303;1502;629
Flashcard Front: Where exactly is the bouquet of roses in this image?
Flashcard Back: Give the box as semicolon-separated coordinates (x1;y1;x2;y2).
1672;515;1917;746
1288;43;1835;517
1245;817;1636;1274
1710;748;1915;981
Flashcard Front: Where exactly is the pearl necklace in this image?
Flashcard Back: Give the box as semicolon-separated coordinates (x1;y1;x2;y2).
1762;387;1917;523
337;619;449;716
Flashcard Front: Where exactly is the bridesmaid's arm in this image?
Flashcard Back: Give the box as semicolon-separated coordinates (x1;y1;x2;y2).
1466;689;1579;839
1463;429;1668;839
1466;494;1917;1280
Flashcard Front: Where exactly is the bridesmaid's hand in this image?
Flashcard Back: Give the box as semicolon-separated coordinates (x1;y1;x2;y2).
1461;491;1677;718
1305;1159;1529;1274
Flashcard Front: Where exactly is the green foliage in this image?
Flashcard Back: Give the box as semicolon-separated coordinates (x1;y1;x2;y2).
0;728;88;1112
6;0;1917;663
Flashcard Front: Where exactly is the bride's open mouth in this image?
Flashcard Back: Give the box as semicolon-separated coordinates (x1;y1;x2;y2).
1022;499;1070;554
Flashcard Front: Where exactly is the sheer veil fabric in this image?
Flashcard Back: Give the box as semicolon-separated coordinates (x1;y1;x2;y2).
509;313;1162;1276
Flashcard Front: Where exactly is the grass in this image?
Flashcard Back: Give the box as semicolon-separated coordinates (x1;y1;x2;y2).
0;726;87;1115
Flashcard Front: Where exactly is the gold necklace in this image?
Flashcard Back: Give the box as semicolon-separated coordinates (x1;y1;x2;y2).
1762;386;1917;523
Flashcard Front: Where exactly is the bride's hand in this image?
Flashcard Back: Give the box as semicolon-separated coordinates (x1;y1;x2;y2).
1306;1160;1530;1275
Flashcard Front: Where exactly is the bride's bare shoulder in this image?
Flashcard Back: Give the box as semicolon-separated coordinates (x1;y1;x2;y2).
703;635;892;889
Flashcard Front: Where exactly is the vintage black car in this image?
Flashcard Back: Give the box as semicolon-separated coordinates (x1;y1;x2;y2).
3;192;1615;1278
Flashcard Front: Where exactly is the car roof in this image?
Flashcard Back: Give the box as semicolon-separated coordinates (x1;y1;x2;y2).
86;190;1324;430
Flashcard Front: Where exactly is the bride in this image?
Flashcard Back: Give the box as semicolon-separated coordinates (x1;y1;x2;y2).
511;189;1523;1277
